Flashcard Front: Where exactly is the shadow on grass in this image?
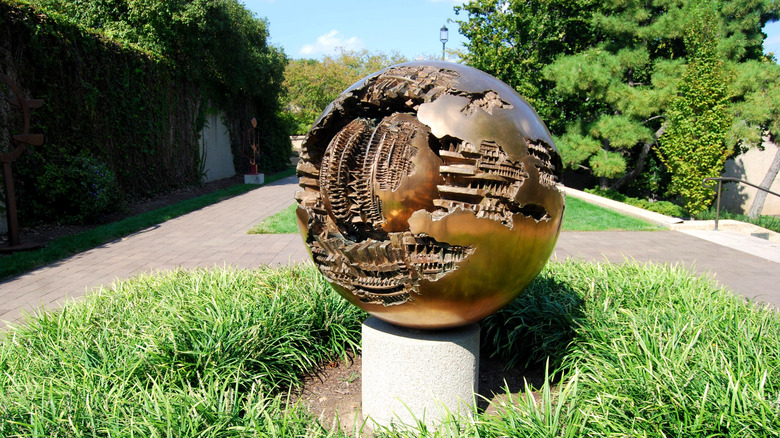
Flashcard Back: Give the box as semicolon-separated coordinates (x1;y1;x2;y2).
476;275;585;410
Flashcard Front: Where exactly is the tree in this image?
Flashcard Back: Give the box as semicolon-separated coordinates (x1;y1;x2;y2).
29;0;291;172
455;0;599;135
747;142;780;218
283;50;407;134
456;0;779;193
32;0;286;103
656;4;731;216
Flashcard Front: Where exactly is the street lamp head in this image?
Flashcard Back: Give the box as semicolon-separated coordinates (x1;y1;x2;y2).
440;25;449;44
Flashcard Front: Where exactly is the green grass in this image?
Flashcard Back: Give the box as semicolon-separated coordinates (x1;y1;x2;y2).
0;265;365;437
2;261;778;436
586;187;688;218
250;196;659;235
477;261;780;436
561;196;660;231
0;168;296;281
248;203;300;234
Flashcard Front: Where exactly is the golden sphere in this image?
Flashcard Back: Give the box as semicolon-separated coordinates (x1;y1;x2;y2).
295;61;564;329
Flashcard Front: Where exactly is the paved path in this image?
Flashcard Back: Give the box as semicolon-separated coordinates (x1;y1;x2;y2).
1;176;778;328
0;177;310;326
554;231;779;307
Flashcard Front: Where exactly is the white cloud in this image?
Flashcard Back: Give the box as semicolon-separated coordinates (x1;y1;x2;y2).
299;30;364;57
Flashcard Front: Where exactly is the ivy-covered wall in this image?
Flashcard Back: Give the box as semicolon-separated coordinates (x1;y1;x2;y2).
0;1;290;225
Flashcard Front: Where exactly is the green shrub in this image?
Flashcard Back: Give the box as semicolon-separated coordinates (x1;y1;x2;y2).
1;1;290;225
3;262;778;436
479;260;780;436
35;155;123;224
481;275;583;369
656;8;731;216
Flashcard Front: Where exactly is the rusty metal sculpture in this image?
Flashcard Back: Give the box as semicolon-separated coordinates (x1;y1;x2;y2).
295;62;564;329
1;73;43;251
243;116;261;175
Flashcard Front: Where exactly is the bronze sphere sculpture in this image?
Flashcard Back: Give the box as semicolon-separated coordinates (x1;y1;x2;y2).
295;61;564;329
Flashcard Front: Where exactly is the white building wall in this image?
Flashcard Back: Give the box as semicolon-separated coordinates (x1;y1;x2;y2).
199;112;236;183
721;139;780;216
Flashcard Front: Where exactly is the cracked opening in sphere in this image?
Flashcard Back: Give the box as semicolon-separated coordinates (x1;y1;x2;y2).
295;61;564;326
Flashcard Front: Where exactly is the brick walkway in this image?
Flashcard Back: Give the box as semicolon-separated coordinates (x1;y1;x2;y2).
0;177;309;326
554;231;779;308
1;175;778;328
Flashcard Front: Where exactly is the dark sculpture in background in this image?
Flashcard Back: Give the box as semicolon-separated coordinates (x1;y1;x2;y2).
295;61;564;329
1;73;44;251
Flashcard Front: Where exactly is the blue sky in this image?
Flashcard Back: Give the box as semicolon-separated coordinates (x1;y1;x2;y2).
240;0;780;62
765;20;780;58
241;0;469;60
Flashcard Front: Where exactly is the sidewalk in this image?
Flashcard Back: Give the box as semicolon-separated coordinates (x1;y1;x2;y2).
554;231;779;308
560;185;780;307
0;176;310;326
1;176;778;328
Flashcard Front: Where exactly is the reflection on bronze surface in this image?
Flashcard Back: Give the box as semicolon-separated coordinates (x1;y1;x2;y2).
295;61;564;329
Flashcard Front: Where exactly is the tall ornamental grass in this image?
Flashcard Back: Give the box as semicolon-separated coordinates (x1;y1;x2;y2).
0;265;364;437
479;261;780;437
1;261;778;436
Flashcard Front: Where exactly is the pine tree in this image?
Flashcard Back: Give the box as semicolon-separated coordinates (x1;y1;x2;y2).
456;0;779;193
657;4;732;216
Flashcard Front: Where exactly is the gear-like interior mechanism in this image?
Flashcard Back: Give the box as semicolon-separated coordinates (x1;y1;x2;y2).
295;62;564;329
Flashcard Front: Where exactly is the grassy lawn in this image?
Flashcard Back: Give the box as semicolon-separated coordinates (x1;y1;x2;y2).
561;196;659;231
248;203;299;234
0;168;296;281
2;262;777;436
249;196;660;235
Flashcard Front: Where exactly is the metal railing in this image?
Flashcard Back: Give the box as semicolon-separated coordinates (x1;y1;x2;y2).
702;177;780;230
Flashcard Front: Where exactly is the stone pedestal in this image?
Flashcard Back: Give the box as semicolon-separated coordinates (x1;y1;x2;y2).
244;173;264;185
361;316;479;428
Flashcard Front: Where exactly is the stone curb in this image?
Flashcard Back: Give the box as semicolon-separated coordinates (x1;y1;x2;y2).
670;219;780;242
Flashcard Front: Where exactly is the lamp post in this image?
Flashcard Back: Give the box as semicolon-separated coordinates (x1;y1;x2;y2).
440;25;448;61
